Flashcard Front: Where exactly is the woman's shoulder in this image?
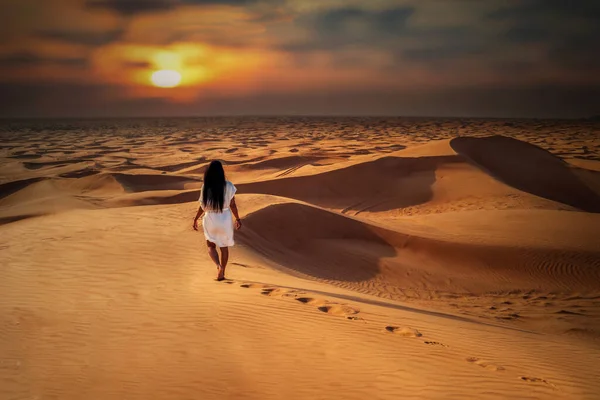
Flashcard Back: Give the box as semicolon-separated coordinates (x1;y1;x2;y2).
226;180;237;195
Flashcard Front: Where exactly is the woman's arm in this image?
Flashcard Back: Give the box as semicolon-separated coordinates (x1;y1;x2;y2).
192;205;204;231
230;197;242;230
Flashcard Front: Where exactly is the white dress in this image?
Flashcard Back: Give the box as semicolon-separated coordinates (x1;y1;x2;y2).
199;181;237;247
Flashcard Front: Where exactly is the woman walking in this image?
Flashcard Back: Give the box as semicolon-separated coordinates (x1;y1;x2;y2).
193;160;242;281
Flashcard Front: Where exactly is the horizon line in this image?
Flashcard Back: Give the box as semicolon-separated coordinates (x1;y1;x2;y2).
1;114;598;121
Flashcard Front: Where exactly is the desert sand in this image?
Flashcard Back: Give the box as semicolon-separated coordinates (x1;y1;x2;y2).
1;117;600;399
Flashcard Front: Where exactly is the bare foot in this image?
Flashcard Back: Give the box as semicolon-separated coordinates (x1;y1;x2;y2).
216;266;225;281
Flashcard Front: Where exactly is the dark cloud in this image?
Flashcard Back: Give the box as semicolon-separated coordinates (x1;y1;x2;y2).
36;29;125;46
402;43;482;63
548;36;600;71
85;0;265;16
281;6;484;67
488;0;600;20
0;82;128;118
0;53;88;68
314;7;414;35
184;0;262;4
121;60;153;68
281;5;485;67
487;0;599;72
503;25;550;43
85;0;176;15
282;6;414;51
488;0;599;44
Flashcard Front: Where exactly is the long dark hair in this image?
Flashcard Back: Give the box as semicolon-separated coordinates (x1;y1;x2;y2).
203;160;226;211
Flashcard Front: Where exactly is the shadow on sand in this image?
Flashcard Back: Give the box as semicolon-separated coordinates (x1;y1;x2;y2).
450;135;600;213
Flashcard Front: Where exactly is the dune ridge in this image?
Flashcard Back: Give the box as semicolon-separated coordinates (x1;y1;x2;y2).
450;136;600;212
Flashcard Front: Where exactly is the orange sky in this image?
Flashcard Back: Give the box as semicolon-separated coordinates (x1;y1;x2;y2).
1;0;599;117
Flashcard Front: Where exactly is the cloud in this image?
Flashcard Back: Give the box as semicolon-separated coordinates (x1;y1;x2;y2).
184;0;263;4
1;0;599;117
314;7;414;36
488;0;600;20
85;0;176;16
85;0;267;16
0;52;88;68
487;0;600;72
281;6;415;51
402;43;482;62
36;28;125;46
487;0;600;45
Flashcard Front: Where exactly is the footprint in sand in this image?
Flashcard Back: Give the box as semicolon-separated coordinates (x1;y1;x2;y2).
385;326;422;337
240;283;268;289
317;304;360;317
520;376;556;389
424;341;449;348
260;288;299;298
295;297;361;319
295;297;322;305
466;357;505;371
242;285;361;320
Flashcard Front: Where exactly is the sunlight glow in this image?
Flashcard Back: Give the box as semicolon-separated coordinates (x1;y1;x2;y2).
151;70;182;88
152;52;182;70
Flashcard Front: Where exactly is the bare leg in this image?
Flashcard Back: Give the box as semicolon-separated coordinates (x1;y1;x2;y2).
206;241;221;270
219;247;229;279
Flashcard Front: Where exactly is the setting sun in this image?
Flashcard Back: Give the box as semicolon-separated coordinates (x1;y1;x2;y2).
151;70;182;88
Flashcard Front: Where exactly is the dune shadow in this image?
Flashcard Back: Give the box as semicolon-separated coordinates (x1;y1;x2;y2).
23;159;90;170
59;168;100;179
237;203;397;282
373;144;407;153
152;157;207;173
237;155;328;171
8;154;42;160
220;156;268;166
238;156;460;213
115;190;200;206
0;177;46;200
112;173;200;192
0;214;39;226
450;136;600;212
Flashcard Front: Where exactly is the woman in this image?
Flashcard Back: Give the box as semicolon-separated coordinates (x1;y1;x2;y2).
193;160;242;281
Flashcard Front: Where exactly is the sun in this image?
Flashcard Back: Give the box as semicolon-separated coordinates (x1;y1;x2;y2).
151;70;182;88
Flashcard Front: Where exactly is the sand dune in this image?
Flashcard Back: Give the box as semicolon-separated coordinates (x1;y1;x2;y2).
106;189;200;207
1;118;600;399
152;158;207;172
111;172;201;192
23;159;92;170
239;156;458;212
0;177;46;199
237;155;330;172
239;152;577;215
451;136;600;212
238;200;600;294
